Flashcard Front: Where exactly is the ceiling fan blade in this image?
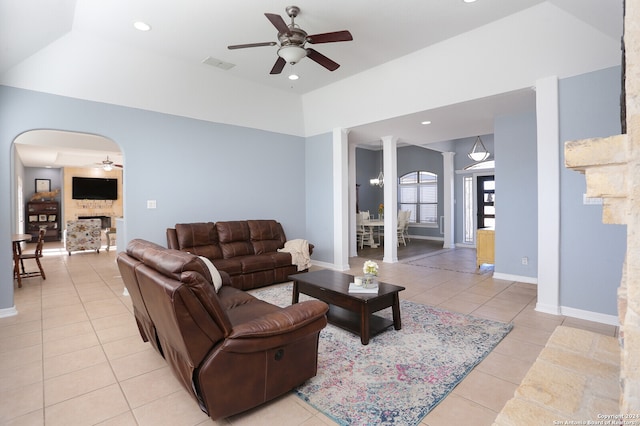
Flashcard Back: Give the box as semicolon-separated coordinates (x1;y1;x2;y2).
265;13;291;35
306;48;340;71
270;57;286;74
307;30;353;44
228;41;276;50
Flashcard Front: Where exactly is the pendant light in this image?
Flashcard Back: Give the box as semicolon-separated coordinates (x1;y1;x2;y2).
468;136;490;162
369;141;384;187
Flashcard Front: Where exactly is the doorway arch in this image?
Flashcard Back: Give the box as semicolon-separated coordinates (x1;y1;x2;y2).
12;129;123;238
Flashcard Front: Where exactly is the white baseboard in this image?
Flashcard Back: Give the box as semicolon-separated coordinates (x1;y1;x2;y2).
0;306;18;318
536;302;562;316
408;235;444;242
535;303;619;326
311;260;342;271
456;243;476;249
560;306;619;326
493;272;538;285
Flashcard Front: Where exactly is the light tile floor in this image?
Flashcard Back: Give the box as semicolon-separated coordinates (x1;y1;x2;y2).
1;242;618;425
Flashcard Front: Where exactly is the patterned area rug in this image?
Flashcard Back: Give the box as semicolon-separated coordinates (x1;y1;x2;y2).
250;284;512;426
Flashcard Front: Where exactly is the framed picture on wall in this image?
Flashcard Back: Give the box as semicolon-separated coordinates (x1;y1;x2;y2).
35;179;51;193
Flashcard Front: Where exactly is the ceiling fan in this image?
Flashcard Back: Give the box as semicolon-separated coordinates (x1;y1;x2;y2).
95;156;122;171
227;5;353;75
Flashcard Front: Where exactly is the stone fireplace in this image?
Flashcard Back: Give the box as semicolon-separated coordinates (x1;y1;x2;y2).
565;0;639;413
78;215;111;229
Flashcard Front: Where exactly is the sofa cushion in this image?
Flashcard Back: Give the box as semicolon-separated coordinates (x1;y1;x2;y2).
270;251;293;268
239;254;275;274
212;258;242;276
247;220;287;254
175;222;222;260
217;221;254;258
217;286;257;310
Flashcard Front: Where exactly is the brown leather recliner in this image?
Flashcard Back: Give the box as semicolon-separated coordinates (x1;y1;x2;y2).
117;239;328;420
117;239;165;356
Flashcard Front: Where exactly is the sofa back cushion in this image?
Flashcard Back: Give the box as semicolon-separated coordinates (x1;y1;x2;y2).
216;221;255;258
247;220;287;254
140;247;233;337
175;222;223;260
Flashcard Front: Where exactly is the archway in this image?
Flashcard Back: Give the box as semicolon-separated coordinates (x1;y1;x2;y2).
12;129;123;240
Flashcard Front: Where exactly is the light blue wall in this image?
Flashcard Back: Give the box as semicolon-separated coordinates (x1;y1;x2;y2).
24;167;63;203
494;112;538;278
304;133;334;263
1;85;311;310
559;66;626;316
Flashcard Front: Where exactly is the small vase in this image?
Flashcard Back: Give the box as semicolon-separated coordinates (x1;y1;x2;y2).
363;273;376;288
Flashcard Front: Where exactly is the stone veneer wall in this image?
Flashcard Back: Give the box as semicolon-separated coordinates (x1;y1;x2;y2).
62;167;123;229
565;0;639;413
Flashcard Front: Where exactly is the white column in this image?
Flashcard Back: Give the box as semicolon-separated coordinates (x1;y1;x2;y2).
333;128;350;271
382;136;398;263
536;76;561;314
442;152;455;248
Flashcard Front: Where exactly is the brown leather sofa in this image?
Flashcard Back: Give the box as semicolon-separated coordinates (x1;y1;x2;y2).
117;239;328;420
166;220;312;290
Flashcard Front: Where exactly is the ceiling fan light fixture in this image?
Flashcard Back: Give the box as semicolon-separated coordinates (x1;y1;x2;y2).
277;45;307;64
288;73;299;80
468;136;490;162
102;156;114;171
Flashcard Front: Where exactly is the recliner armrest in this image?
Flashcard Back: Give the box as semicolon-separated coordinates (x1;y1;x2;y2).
229;300;328;339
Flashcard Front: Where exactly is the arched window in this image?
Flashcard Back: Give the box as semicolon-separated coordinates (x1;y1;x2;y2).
398;171;438;225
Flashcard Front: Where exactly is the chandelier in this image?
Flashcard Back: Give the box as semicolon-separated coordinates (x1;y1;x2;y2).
468;136;490;162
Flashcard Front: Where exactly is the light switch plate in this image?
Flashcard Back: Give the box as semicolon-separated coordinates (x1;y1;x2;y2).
147;200;157;209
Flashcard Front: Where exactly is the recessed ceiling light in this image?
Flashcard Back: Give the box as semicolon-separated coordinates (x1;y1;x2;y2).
463;0;478;3
421;120;432;125
288;74;299;80
133;21;151;31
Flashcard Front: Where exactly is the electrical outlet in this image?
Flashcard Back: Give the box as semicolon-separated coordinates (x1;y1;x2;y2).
521;256;528;265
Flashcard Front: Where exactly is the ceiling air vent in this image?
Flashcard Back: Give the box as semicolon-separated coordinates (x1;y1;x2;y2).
202;56;235;70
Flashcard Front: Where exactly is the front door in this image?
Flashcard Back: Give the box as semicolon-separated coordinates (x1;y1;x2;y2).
477;175;495;229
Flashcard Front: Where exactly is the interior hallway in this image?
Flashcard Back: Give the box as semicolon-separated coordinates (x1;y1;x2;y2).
1;240;618;425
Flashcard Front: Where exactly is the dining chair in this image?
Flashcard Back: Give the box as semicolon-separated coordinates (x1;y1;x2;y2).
397;212;408;247
18;228;47;280
399;210;411;243
356;213;366;249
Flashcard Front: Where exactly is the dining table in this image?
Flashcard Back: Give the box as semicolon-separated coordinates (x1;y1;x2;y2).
12;233;32;288
362;219;384;248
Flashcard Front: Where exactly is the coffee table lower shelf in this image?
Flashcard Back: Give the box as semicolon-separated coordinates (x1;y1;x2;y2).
327;305;395;340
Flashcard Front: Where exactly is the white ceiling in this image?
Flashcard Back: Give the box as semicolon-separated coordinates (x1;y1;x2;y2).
2;0;623;165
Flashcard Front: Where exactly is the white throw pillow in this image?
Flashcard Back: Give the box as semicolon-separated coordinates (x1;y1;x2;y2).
198;256;223;293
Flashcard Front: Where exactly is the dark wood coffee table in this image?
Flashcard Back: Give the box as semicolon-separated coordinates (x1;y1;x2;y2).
290;269;405;345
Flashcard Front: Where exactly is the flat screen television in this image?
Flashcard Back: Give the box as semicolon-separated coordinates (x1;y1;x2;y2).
72;177;118;200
